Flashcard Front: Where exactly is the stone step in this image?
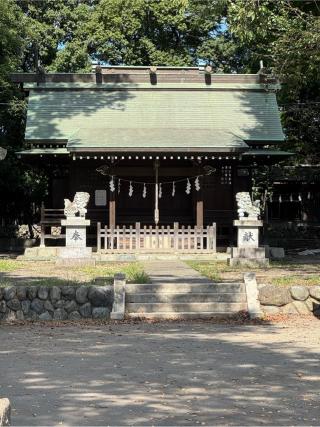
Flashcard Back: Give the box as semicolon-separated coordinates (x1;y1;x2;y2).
126;292;247;304
126;302;247;313
127;311;245;320
126;282;244;294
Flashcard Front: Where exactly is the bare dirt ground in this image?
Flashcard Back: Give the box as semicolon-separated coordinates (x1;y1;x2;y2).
0;317;319;426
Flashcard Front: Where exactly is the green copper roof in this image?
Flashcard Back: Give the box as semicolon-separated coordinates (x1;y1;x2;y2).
25;86;284;152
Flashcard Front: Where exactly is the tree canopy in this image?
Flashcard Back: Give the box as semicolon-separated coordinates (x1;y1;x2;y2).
0;0;319;225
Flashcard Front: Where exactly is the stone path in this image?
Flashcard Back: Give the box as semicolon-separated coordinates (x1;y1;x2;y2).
143;260;212;285
0;319;320;426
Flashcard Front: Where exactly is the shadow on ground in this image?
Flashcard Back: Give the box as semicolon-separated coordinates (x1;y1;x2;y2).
0;320;319;426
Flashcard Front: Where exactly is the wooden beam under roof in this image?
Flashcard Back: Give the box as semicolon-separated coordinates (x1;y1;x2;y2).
10;71;265;85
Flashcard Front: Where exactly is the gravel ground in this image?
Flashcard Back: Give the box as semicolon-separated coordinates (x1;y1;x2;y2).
0;317;320;426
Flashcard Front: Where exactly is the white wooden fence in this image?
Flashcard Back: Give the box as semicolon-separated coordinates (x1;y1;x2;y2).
97;222;216;253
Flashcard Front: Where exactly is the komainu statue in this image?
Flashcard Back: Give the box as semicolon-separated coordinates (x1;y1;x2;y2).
64;192;90;218
236;192;261;219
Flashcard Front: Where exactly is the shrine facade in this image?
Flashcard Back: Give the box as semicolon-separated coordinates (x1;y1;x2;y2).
13;65;288;249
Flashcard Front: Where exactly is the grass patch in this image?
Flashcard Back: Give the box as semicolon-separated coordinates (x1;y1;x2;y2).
0;260;149;287
0;277;87;288
79;262;150;284
0;259;21;272
271;275;320;287
187;261;226;281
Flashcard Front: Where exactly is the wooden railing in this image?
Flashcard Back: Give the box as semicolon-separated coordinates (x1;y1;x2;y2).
97;222;216;253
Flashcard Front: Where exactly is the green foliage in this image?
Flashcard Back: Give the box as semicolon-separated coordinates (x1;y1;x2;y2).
0;0;49;223
227;0;320;179
0;0;319;224
17;0;93;72
88;0;226;66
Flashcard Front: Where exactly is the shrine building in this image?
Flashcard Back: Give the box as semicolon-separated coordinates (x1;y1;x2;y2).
13;65;288;252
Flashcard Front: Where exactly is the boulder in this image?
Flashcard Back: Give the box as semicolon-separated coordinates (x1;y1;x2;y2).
26;311;39;321
92;307;110;319
54;299;66;309
262;305;281;315
309;286;320;301
79;302;92;318
305;297;320;313
0;288;4;300
39;311;52;321
38;286;49;300
0;300;7;313
88;286;112;307
44;300;54;312
30;298;44;314
68;311;81;320
281;303;298;315
7;298;21;312
4;287;16;301
16;286;27;301
259;285;292;306
28;286;38;300
64;300;78;314
61;286;75;300
16;310;24;321
3;310;16;322
292;301;312;315
270;247;285;259
50;286;61;302
21;300;31;315
76;286;88;304
53;308;68;320
290;286;309;301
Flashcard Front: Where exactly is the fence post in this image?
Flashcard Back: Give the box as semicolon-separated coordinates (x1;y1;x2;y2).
97;222;101;252
40;202;45;247
212;222;217;253
136;222;140;250
174;222;179;251
110;273;126;320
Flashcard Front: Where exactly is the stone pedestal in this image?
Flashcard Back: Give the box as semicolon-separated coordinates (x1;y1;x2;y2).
57;217;93;265
229;219;269;266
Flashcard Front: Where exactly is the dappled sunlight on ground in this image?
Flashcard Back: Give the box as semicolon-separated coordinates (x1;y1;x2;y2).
0;319;319;425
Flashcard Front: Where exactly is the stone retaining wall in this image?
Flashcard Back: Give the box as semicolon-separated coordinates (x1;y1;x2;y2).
259;285;320;315
0;285;113;322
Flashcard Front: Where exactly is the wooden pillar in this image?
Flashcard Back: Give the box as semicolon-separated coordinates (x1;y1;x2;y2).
109;190;116;228
109;160;116;228
196;176;204;227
